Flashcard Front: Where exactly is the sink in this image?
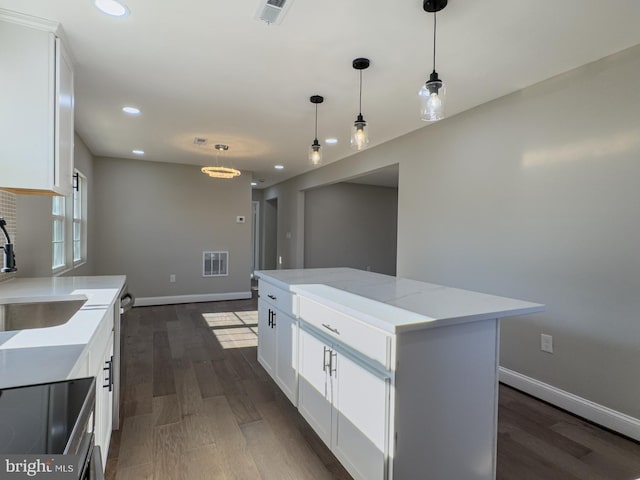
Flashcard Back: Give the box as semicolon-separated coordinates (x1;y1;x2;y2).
0;298;87;332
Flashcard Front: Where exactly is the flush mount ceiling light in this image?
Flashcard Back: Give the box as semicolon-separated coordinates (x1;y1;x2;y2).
274;165;284;170
351;58;370;151
122;106;140;115
201;144;241;179
94;0;129;17
419;0;447;122
309;95;324;167
325;138;338;145
132;149;144;155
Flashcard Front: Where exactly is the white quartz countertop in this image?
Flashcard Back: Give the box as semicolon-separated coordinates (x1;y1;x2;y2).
0;276;126;388
255;268;544;333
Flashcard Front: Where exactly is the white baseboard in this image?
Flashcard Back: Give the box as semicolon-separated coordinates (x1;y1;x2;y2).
134;291;252;307
499;367;640;442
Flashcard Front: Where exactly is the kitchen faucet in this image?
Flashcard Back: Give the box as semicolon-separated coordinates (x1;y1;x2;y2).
0;217;17;273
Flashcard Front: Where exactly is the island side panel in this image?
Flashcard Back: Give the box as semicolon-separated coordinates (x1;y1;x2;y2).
393;318;499;480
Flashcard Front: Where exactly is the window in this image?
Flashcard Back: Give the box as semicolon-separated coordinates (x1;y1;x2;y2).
73;170;87;264
52;169;87;272
203;251;229;277
52;196;65;270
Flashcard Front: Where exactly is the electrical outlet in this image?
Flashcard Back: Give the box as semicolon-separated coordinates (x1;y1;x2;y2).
170;274;176;283
541;333;553;353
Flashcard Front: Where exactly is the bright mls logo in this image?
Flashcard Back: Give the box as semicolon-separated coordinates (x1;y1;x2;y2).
0;456;78;479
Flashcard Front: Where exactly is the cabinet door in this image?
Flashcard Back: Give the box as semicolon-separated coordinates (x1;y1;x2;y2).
332;351;388;480
274;309;298;405
0;21;54;191
95;332;114;469
54;38;74;196
257;299;276;377
298;328;332;446
0;17;73;195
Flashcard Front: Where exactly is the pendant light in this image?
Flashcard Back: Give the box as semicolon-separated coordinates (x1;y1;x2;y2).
201;144;241;179
309;95;324;167
419;0;447;122
351;58;370;151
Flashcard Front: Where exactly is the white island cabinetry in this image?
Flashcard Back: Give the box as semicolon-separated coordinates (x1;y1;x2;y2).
255;268;544;480
298;325;389;480
256;279;298;405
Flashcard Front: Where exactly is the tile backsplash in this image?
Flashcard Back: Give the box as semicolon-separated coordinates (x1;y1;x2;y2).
0;190;17;282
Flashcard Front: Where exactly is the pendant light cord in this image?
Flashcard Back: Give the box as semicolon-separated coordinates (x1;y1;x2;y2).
432;11;437;73
314;103;318;140
359;69;363;115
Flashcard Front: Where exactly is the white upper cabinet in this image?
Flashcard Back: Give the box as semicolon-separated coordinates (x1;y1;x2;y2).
0;11;74;196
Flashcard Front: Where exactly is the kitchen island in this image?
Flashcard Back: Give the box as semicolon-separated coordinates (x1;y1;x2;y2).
255;268;544;480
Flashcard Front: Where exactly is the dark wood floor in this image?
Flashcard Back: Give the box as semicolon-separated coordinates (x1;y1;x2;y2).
106;296;640;480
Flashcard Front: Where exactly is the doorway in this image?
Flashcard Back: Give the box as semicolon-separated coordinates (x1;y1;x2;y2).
263;197;278;270
251;201;260;276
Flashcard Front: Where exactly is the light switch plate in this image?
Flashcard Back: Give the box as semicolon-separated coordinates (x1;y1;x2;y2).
541;333;553;353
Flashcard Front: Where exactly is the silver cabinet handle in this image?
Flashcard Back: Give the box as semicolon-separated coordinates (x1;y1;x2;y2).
323;346;331;372
330;351;338;376
267;294;277;300
322;323;340;335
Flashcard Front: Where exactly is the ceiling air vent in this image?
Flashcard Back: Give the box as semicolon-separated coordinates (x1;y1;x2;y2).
193;137;207;145
255;0;294;25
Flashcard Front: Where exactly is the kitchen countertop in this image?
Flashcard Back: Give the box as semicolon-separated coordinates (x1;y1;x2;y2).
0;276;126;388
255;268;544;333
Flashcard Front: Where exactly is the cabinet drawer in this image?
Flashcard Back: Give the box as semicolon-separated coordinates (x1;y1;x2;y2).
258;280;295;317
298;295;391;369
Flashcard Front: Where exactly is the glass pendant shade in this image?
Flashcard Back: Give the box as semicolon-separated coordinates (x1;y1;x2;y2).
309;139;322;166
419;71;445;122
351;114;369;151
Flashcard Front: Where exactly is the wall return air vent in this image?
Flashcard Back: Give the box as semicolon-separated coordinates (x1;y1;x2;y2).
255;0;294;25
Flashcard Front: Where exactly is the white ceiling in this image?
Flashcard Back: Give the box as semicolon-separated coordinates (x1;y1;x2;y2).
2;1;640;188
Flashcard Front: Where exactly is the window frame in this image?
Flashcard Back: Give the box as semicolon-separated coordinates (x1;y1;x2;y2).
52;195;66;271
72;169;87;266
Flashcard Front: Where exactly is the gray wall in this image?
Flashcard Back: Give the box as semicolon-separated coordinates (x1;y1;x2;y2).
93;157;252;298
15;133;96;277
304;183;397;275
264;44;640;420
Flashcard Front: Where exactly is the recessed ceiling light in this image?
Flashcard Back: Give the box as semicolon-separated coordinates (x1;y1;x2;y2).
132;149;144;155
94;0;129;17
251;182;258;186
274;165;284;170
325;138;338;145
122;106;140;115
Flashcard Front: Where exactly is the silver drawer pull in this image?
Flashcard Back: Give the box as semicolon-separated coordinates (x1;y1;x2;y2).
322;323;340;335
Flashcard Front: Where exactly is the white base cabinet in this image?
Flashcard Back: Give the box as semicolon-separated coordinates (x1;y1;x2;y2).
298;326;388;480
67;303;118;469
94;331;114;466
257;282;298;405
